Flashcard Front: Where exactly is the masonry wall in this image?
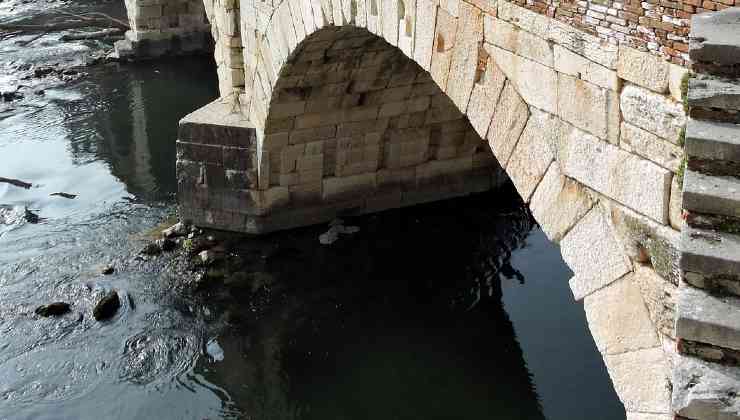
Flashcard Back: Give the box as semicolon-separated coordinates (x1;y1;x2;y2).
179;0;702;416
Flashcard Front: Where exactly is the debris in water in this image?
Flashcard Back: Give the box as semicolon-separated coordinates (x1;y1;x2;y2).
0;176;32;189
93;290;120;321
35;302;71;317
50;192;77;199
24;207;41;223
319;218;360;245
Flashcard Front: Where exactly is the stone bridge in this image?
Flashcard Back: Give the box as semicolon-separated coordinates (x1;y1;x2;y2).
119;0;740;417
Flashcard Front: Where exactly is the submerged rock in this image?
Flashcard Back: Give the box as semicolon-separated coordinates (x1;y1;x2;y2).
35;302;71;317
93;291;120;321
140;242;161;256
157;238;177;252
2;91;23;102
101;265;115;275
319;219;360;245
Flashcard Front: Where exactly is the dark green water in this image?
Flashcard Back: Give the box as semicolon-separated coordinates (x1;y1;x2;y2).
0;5;624;418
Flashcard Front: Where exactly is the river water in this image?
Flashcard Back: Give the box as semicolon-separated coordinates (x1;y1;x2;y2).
0;2;624;418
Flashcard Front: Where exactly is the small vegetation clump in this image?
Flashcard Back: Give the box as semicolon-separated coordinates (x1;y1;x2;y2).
681;71;692;113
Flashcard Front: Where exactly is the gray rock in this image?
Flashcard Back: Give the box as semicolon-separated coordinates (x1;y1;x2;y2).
691;8;740;67
672;353;740;419
93;291;120;321
677;285;740;351
35;302;71;317
683;170;740;219
162;222;188;238
102;265;114;275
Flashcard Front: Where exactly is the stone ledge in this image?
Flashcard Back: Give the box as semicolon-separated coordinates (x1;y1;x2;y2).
680;225;740;286
672;353;740;420
690;9;740;70
688;75;740;114
676;285;740;352
178;100;257;147
683;169;740;220
686;119;740;165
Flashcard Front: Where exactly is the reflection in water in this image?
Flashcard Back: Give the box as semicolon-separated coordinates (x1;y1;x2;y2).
0;51;623;419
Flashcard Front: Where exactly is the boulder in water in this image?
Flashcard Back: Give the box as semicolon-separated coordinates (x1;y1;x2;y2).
35;302;71;317
140;242;161;256
162;222;188;238
93;291;120;321
101;265;115;275
157;238;177;252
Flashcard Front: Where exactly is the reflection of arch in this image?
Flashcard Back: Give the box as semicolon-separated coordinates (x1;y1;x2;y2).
181;0;690;416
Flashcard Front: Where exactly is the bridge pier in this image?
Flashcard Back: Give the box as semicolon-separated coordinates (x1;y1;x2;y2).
114;0;212;59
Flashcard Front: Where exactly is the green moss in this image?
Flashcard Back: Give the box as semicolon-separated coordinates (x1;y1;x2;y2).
681;71;691;113
718;218;740;234
677;126;686;148
183;238;194;253
676;155;687;189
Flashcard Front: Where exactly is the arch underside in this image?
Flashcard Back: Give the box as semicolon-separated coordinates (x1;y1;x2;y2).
175;0;694;417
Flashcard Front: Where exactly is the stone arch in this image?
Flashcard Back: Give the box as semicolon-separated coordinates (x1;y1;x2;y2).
178;0;691;417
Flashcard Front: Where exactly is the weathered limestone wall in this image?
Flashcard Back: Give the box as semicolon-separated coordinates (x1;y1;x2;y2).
115;0;212;59
672;8;740;420
175;0;706;417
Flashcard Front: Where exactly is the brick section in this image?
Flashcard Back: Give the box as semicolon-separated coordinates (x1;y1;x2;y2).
501;0;701;66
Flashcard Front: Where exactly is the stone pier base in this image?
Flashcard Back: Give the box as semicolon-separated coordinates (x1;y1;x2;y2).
114;30;212;60
176;100;506;234
115;0;212;60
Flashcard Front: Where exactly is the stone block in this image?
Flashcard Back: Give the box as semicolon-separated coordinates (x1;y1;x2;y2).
429;8;457;91
633;264;677;339
561;207;632;300
558;127;672;224
620;84;686;143
606;202;681;285
323;172;377;201
413;0;437;71
668;63;688;103
672;353;740;420
554;45;618;91
557;73;618;142
617;46;669;94
179;99;257;147
603;347;671;414
486;45;558;114
446;2;483;112
529;162;595;243
486;81;528;168
466;58;506;139
584;273;660;355
487;17;554;67
505;108;556;202
496;0;549;39
620;123;683;173
547;18;619;69
381;0;398;46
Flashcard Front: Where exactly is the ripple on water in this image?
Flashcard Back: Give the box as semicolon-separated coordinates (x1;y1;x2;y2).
119;329;201;386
